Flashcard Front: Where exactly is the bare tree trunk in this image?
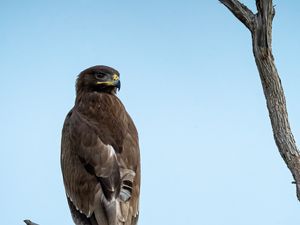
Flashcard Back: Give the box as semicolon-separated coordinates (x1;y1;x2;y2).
219;0;300;201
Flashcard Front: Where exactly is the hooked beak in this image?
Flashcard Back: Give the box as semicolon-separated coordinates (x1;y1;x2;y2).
115;79;121;91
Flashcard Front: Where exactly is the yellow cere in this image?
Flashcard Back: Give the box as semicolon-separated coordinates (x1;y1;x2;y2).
112;74;119;81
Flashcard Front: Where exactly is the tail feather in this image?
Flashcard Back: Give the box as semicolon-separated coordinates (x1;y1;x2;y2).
94;169;137;225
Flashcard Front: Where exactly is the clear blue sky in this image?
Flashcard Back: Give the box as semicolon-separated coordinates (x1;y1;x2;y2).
1;1;300;225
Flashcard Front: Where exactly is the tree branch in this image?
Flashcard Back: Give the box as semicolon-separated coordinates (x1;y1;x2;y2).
220;0;300;201
24;220;39;225
255;0;275;49
219;0;255;31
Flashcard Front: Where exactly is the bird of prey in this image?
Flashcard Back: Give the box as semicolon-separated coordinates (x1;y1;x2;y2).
61;65;140;225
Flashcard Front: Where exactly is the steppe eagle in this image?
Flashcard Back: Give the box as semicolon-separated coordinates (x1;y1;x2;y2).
61;65;140;225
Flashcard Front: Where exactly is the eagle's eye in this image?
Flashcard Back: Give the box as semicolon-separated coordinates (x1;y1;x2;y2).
94;72;106;80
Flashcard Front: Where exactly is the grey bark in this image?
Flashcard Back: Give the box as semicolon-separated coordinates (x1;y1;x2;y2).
219;0;300;201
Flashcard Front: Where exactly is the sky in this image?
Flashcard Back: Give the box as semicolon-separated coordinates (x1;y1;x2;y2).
1;1;300;225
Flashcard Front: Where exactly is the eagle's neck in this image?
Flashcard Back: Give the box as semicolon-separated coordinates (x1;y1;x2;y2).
75;91;123;117
75;89;116;105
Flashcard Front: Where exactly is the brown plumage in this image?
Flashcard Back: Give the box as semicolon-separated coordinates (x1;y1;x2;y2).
61;65;140;225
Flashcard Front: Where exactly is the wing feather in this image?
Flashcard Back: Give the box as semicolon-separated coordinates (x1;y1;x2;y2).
61;110;120;218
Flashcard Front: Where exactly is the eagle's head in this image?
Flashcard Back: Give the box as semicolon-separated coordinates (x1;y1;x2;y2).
76;65;121;95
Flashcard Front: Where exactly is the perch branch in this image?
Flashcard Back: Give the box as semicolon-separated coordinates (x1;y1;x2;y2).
24;219;39;225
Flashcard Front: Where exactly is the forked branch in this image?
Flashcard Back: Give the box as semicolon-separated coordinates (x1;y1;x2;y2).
219;0;255;31
220;0;300;201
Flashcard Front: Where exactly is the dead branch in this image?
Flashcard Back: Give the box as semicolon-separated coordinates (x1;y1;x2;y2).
219;0;300;201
